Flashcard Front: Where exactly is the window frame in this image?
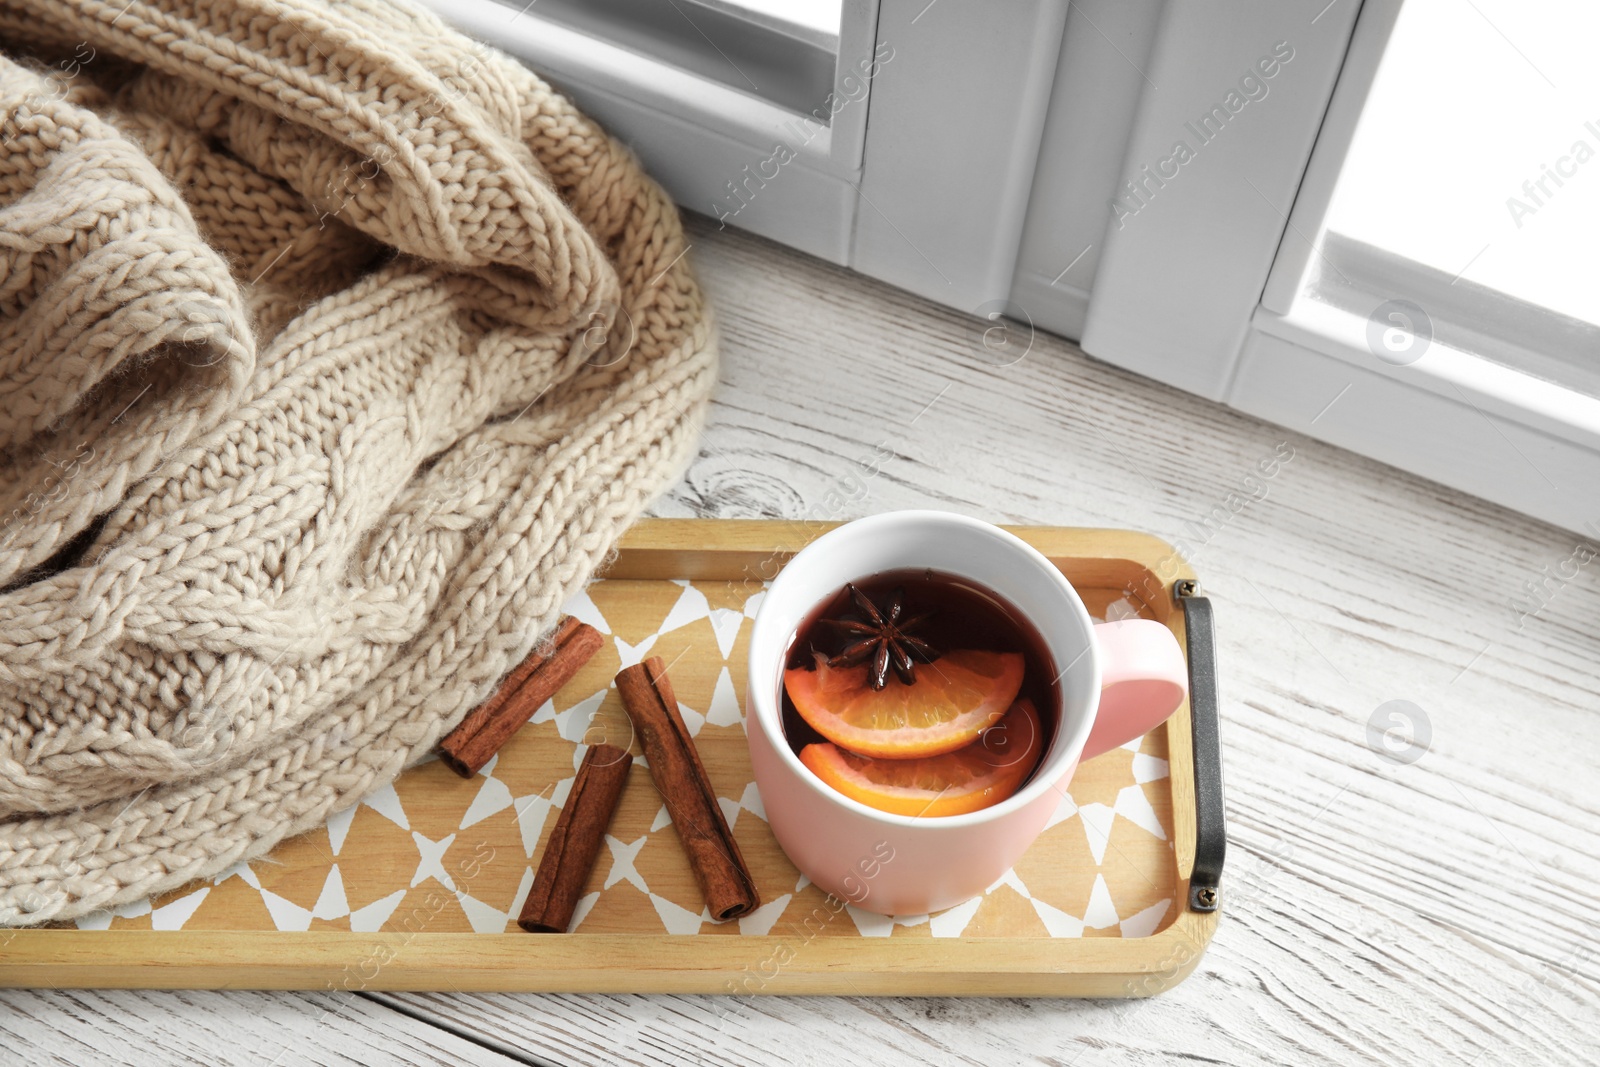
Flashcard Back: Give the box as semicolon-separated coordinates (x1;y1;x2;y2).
1077;0;1600;535
424;0;1073;312
424;0;1600;535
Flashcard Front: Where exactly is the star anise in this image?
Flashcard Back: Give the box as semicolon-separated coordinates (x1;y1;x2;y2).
824;583;938;690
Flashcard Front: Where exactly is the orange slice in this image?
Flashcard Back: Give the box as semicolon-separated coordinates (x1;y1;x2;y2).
800;699;1044;817
784;648;1025;759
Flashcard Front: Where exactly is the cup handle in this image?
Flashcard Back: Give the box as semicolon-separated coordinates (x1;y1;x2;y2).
1082;619;1189;761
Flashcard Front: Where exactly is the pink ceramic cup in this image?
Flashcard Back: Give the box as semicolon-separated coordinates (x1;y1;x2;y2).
746;511;1188;916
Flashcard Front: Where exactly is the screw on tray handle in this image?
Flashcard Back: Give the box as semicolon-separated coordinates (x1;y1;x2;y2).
1173;579;1225;913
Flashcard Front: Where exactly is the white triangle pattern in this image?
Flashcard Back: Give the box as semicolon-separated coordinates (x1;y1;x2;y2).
1045;788;1078;830
311;866;349;921
929;895;985;938
614;635;657;668
460;776;515;829
325;805;356;855
1119;899;1172;938
1084;875;1121;929
261;889;312;931
659;584;711;634
738;782;766;822
1031;898;1086;938
1132;753;1170;783
151;888;210;931
1078;803;1117;866
350;890;407;933
844;905;895;937
738;894;792;936
708;609;744;659
554;690;609;744
569;891;601;931
457;890;511;934
111;898;152;919
706;667;743;727
213;861;261;890
361;783;409;830
677;702;705;737
507;867;536;917
1115;784;1167;841
561;588;611;635
514;790;560;857
650;893;708;935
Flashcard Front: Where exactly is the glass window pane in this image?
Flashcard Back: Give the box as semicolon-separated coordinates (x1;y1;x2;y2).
709;0;842;39
496;0;841;117
1321;0;1600;327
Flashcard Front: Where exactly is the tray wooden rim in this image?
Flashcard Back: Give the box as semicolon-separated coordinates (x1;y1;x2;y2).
0;519;1219;996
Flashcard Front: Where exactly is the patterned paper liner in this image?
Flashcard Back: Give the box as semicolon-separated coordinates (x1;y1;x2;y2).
64;578;1178;940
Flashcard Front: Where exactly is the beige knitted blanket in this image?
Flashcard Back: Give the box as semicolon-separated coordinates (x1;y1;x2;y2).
0;0;715;925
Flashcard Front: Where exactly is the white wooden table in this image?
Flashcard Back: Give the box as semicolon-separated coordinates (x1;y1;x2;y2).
4;215;1597;1065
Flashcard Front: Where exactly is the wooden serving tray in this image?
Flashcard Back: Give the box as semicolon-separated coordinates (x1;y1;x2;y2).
0;520;1221;995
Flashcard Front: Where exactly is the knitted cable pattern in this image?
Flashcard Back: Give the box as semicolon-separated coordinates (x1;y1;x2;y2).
0;0;715;925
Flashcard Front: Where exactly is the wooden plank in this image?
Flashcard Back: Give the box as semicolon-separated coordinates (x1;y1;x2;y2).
0;988;528;1066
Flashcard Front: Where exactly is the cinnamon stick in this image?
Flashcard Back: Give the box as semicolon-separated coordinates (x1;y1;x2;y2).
439;616;604;777
614;656;759;921
518;743;633;933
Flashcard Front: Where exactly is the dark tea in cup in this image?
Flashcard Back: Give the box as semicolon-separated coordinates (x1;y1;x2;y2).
779;568;1061;817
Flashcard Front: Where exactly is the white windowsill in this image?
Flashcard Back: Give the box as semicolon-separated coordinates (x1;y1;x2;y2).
1250;298;1600;451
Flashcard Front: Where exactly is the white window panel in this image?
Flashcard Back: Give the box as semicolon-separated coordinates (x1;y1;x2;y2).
1006;0;1165;342
1077;0;1366;398
1317;0;1600;331
426;0;1070;313
847;0;1069;308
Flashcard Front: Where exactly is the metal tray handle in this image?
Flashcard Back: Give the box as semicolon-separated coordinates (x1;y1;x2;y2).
1174;579;1226;913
